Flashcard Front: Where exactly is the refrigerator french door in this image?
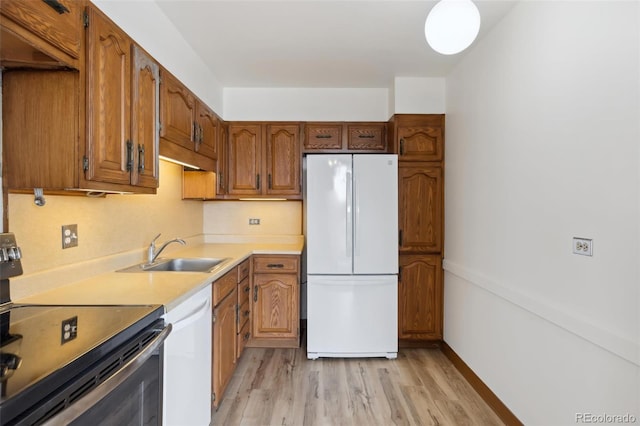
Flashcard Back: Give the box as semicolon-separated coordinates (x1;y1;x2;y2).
306;154;398;359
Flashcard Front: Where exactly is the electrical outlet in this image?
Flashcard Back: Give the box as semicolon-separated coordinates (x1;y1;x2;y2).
61;316;78;344
61;225;78;249
572;237;593;256
249;218;261;225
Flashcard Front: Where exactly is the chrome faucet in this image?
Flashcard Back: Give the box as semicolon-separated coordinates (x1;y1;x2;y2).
147;233;186;264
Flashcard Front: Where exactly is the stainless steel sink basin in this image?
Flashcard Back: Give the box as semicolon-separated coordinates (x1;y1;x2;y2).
118;257;229;273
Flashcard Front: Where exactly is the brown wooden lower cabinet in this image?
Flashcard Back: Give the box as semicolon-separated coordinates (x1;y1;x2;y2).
398;254;443;342
248;255;300;348
212;271;237;408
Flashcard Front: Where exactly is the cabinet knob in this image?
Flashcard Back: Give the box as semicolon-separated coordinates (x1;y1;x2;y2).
253;286;258;302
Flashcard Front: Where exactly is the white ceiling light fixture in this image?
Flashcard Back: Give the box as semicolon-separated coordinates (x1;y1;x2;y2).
424;0;481;55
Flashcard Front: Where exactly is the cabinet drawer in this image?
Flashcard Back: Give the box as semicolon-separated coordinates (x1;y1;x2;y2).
213;267;237;306
237;320;251;359
347;123;386;151
253;256;299;274
238;276;251;306
304;123;343;150
238;298;251;330
237;258;250;282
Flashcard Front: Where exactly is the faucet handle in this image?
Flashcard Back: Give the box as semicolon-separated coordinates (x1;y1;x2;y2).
151;233;161;245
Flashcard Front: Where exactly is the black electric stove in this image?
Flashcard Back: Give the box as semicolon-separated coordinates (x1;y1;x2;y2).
0;233;166;425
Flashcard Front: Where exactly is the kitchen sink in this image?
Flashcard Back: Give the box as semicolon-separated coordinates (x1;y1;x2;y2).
118;257;230;273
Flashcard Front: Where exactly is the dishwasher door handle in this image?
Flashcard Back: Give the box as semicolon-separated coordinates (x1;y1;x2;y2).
170;297;211;333
42;323;172;426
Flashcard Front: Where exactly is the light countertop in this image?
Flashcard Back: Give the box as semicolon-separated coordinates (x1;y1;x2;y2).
16;242;303;312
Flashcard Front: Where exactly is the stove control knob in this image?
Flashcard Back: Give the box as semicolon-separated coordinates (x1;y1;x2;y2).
0;353;22;379
7;247;21;261
0;248;8;262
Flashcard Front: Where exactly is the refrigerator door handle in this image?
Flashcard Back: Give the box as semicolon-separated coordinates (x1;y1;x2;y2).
346;169;353;260
354;170;360;257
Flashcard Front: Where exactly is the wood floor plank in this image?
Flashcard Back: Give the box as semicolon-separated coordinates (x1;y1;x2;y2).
211;346;505;426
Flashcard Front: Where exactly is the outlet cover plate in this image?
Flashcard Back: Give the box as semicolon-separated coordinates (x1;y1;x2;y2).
572;237;593;256
62;224;78;249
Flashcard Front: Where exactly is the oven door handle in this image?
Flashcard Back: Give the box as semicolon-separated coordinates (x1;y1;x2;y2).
42;323;172;426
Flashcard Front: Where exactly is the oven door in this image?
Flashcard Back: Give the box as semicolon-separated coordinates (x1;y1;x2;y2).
38;323;172;426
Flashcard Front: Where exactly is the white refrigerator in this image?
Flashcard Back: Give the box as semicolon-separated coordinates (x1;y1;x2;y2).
305;154;398;359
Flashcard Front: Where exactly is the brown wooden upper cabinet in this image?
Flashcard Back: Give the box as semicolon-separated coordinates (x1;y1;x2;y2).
0;0;82;69
389;114;444;162
217;121;229;196
398;164;443;253
3;4;159;194
159;68;217;171
227;123;301;198
85;6;159;191
303;122;387;152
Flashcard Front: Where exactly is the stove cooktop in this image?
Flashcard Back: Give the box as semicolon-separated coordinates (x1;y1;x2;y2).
0;304;164;408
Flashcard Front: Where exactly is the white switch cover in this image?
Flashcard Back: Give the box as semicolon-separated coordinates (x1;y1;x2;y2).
572;237;592;256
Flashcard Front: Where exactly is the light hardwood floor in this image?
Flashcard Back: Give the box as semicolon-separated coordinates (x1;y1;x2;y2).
211;346;504;426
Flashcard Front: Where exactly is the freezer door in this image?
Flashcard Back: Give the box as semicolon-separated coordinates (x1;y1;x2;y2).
353;155;398;274
307;275;398;358
306;155;353;274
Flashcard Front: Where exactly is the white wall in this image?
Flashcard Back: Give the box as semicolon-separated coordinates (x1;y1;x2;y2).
444;1;639;424
393;77;445;114
92;0;224;113
223;88;389;121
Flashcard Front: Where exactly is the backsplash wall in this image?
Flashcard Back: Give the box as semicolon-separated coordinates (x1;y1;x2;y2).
203;201;302;236
8;161;203;275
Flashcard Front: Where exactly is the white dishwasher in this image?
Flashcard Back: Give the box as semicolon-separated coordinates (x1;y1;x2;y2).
162;284;212;426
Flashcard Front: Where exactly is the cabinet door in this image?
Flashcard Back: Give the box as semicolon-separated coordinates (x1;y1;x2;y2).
131;45;159;189
398;255;442;340
196;102;218;160
398;125;443;162
160;70;196;150
217;121;228;196
265;124;300;196
253;274;298;339
347;123;387;151
399;164;443;253
212;287;237;408
228;124;262;195
85;6;132;186
303;123;343;151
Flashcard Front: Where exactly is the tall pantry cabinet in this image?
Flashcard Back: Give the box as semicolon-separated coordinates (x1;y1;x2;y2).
391;114;445;344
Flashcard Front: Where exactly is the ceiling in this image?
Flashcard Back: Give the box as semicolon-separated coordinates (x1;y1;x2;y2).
156;0;517;88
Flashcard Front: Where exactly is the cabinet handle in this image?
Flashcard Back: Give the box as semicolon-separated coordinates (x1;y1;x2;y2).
42;0;69;14
256;174;261;190
243;310;250;318
219;172;224;191
244;285;250;293
243;332;250;341
400;138;405;155
126;140;133;172
268;174;272;189
138;144;145;172
253;286;258;302
399;230;403;246
398;266;402;283
315;134;331;139
266;263;284;268
358;134;375;139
